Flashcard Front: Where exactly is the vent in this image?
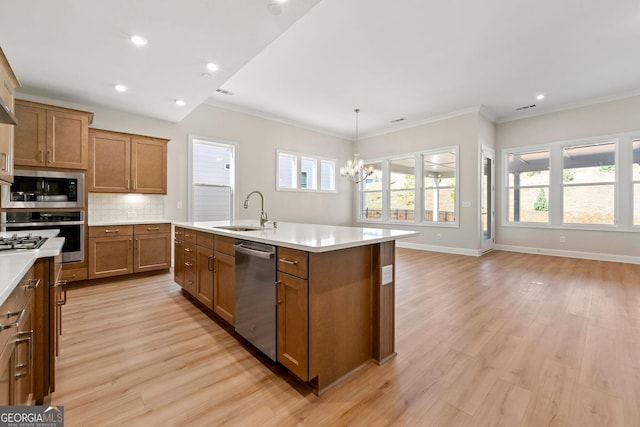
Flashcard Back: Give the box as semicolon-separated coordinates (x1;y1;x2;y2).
391;117;405;123
516;104;536;111
216;88;235;96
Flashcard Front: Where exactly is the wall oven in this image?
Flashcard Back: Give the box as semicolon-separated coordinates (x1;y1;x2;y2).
1;169;84;209
1;211;85;263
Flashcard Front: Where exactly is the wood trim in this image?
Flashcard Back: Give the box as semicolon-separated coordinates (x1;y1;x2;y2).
15;99;93;124
371;241;396;363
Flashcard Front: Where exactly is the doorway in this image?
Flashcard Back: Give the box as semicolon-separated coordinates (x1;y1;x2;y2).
481;145;495;253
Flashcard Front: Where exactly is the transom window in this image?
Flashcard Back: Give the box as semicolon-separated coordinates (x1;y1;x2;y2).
277;150;336;192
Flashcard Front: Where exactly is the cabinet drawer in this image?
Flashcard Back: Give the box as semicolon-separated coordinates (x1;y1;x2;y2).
277;247;308;279
183;229;197;243
89;225;133;237
183;242;196;256
60;267;87;282
214;235;235;256
134;223;171;235
184;255;196;273
196;231;214;249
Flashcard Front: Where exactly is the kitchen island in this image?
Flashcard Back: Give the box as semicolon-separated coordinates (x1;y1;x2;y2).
173;220;418;394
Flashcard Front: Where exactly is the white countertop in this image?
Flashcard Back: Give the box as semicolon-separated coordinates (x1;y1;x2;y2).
88;219;171;226
174;220;419;253
0;229;65;306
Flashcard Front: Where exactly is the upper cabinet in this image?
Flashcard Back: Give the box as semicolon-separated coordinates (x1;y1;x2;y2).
0;48;19;184
88;128;168;194
14;100;93;170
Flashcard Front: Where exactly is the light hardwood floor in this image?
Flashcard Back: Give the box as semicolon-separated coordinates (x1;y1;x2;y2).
52;249;640;426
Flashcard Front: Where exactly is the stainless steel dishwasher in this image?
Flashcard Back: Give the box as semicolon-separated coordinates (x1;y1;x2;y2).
234;239;277;361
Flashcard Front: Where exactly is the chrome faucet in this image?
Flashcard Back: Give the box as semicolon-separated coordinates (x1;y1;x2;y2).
244;190;268;227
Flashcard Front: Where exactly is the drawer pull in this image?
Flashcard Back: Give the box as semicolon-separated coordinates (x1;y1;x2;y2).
24;278;40;289
185;248;193;252
279;258;298;265
185;262;193;267
56;281;68;306
14;330;33;379
104;229;120;233
147;227;160;231
0;310;24;330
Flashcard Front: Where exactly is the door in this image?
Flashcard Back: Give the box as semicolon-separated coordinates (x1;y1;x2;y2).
131;137;167;194
88;130;131;192
195;246;214;310
46;109;89;169
276;272;308;381
213;251;235;324
14;102;46;167
134;233;171;272
88;236;133;278
481;145;495;253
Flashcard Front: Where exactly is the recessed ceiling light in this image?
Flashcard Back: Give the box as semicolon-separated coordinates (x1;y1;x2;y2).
206;62;219;72
115;84;128;92
130;35;147;46
175;99;186;107
536;94;545;100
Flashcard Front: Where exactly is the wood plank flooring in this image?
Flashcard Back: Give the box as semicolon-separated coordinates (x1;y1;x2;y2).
51;249;640;426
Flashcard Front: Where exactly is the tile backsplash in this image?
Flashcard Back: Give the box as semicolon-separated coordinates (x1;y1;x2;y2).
88;193;165;223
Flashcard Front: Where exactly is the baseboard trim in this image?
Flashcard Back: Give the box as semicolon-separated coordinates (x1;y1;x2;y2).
396;242;482;257
495;244;640;265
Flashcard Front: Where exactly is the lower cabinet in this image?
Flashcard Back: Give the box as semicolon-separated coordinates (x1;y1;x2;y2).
276;272;309;381
89;223;170;279
213;249;235;324
195;246;214;309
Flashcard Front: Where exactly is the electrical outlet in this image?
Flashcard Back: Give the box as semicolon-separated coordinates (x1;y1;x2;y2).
559;236;566;243
177;201;183;209
436;233;442;240
127;211;136;218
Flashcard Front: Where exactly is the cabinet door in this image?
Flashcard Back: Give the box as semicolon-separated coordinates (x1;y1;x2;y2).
0;341;13;405
196;246;214;310
131;137;167;194
88;130;130;192
13;300;34;406
277;272;308;381
0;60;16;183
174;239;184;286
134;233;171;273
213;251;235;324
46;109;89;169
88;236;133;279
14;102;46;167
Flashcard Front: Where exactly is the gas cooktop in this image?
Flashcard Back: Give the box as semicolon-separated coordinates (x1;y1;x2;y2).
0;234;48;252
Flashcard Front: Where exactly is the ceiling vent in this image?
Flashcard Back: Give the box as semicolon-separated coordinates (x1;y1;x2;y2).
391;117;405;123
216;88;235;96
516;104;536;111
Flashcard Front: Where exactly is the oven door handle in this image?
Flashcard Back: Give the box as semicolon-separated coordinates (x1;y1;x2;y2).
6;221;85;227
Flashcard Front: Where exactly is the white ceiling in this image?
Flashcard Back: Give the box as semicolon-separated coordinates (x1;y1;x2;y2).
2;0;640;139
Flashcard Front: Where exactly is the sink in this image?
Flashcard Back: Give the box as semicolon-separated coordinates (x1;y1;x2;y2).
213;225;262;232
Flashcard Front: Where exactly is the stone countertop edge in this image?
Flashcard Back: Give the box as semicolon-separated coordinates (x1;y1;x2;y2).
173;220;419;253
88;219;171;226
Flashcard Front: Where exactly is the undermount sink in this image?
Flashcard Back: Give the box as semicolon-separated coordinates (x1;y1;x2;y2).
213;225;262;232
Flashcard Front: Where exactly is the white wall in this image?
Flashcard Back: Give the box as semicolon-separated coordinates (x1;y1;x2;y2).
495;95;640;262
355;112;485;254
17;94;353;226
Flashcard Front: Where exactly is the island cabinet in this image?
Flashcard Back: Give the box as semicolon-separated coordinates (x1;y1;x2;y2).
14;100;93;170
0;48;19;184
88;128;168;194
88;223;170;279
174;228;235;324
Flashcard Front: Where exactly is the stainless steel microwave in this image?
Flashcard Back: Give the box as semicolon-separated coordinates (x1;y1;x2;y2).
1;169;85;209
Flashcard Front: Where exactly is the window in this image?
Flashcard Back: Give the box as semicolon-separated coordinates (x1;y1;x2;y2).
277;150;335;192
360;162;383;220
189;137;235;221
357;146;458;225
389;157;415;221
633;139;640;225
423;151;457;223
506;149;550;223
562;142;615;225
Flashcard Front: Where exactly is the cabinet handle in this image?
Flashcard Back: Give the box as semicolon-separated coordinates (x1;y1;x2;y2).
185;248;193;252
57;281;68;306
126;179;130;190
104;229;120;233
0;152;8;172
0;310;23;330
147;227;160;231
185;262;193;267
47;150;52;163
208;256;217;272
185;233;193;238
24;278;40;289
279;258;298;265
276;281;283;304
174;240;182;245
187;280;194;286
14;330;33;379
39;150;44;163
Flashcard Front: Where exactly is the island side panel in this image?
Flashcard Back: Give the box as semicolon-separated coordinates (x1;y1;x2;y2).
308;245;373;393
372;240;396;363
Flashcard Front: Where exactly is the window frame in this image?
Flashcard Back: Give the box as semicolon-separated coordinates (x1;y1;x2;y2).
356;145;459;227
502;132;640;232
276;149;337;193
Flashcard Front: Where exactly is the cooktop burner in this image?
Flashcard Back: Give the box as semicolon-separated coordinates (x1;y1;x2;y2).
0;233;48;251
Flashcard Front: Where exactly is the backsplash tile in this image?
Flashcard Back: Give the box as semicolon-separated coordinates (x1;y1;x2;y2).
88;193;165;223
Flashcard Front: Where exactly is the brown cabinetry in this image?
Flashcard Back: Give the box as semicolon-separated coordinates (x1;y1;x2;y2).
14;100;93;170
276;247;309;381
0;48;19;184
88;129;168;194
88;223;170;279
173;229;235;324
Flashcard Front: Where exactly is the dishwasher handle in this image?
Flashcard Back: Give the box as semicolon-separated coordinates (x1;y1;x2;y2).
234;243;275;259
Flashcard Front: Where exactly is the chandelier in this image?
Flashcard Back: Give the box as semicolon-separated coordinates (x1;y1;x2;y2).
340;109;373;183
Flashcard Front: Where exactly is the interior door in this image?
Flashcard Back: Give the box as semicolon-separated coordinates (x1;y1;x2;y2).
481;146;495;253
